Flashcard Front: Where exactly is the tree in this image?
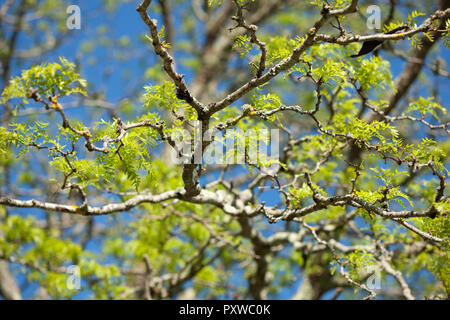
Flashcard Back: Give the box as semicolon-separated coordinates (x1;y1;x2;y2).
0;0;449;300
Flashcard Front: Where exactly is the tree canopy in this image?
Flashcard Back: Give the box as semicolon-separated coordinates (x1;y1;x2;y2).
0;0;449;300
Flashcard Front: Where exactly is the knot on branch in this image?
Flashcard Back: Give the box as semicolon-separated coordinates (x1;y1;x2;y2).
175;86;193;103
27;87;40;100
428;206;439;219
320;5;330;17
